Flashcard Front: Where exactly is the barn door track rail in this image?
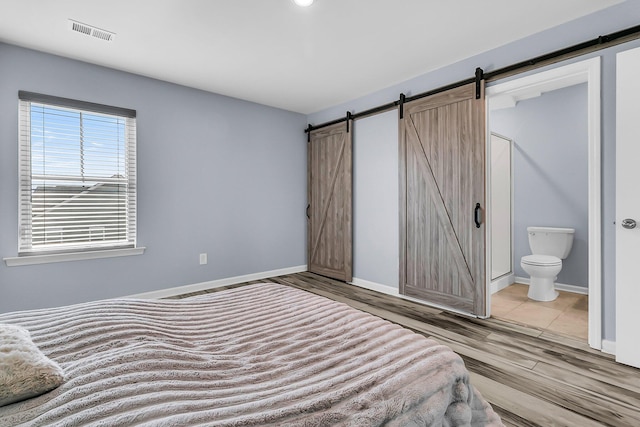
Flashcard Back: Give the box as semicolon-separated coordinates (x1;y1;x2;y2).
304;23;640;135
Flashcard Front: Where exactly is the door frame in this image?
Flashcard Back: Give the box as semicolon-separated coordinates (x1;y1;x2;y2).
485;57;602;350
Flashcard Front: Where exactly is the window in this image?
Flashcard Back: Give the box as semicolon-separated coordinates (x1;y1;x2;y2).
17;91;137;256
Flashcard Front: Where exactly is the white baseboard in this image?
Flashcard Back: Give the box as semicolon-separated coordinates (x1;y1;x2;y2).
349;277;475;318
490;273;515;294
350;277;399;297
124;265;308;299
514;276;589;295
601;340;616;355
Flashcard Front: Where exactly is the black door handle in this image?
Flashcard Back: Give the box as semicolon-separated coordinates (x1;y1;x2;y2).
306;204;310;219
474;203;482;228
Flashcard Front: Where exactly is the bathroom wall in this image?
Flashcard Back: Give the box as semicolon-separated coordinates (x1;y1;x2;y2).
490;83;589;289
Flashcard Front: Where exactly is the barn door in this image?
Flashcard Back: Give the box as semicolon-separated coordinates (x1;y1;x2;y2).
399;82;486;316
307;121;353;282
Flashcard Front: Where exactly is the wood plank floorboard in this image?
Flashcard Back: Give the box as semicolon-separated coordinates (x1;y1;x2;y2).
171;272;640;427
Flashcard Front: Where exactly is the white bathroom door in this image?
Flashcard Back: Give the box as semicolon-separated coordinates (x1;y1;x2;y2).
615;46;640;369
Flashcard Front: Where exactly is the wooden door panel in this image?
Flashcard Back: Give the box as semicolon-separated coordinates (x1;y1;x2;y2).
400;82;485;315
308;122;352;282
405;118;475;305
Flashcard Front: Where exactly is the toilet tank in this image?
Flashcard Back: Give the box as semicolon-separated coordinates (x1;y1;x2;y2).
527;227;575;259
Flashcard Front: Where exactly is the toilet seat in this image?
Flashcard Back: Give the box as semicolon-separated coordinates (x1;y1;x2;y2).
521;254;561;267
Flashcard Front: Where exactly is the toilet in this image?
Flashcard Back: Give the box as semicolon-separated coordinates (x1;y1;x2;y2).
520;226;575;301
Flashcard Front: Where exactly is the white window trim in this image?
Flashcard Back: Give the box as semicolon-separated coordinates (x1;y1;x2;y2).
14;91;140;260
4;246;145;267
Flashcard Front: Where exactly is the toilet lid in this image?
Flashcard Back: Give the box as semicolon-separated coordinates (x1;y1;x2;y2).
521;254;561;266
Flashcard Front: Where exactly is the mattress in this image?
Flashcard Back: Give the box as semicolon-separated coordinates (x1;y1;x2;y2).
0;283;502;426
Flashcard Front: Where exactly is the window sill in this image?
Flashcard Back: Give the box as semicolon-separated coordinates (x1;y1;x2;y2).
3;247;146;267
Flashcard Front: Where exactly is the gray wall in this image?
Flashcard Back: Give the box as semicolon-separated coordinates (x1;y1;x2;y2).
0;43;307;313
307;1;640;341
352;111;398;288
491;84;588;288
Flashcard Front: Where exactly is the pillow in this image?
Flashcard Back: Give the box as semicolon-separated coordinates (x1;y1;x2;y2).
0;323;64;407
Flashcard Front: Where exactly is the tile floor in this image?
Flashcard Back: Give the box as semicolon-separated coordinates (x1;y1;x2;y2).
491;283;588;340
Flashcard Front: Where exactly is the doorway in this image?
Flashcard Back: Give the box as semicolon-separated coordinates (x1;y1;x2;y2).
485;57;601;349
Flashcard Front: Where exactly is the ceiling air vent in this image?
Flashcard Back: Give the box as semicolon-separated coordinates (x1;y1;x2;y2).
69;19;115;42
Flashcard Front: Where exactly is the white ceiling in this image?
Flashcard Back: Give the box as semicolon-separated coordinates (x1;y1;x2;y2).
0;0;623;114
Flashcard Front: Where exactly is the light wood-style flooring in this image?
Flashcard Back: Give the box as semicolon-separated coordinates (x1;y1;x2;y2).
172;272;640;427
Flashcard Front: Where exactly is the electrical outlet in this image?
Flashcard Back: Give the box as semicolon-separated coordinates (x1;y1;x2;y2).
199;253;207;265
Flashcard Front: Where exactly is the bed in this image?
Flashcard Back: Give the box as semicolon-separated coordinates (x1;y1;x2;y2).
0;283;503;426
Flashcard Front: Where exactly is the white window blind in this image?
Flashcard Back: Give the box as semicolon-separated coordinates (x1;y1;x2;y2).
18;91;137;255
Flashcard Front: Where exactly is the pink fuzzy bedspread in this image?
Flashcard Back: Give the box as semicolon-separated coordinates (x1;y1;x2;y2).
0;283;503;426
